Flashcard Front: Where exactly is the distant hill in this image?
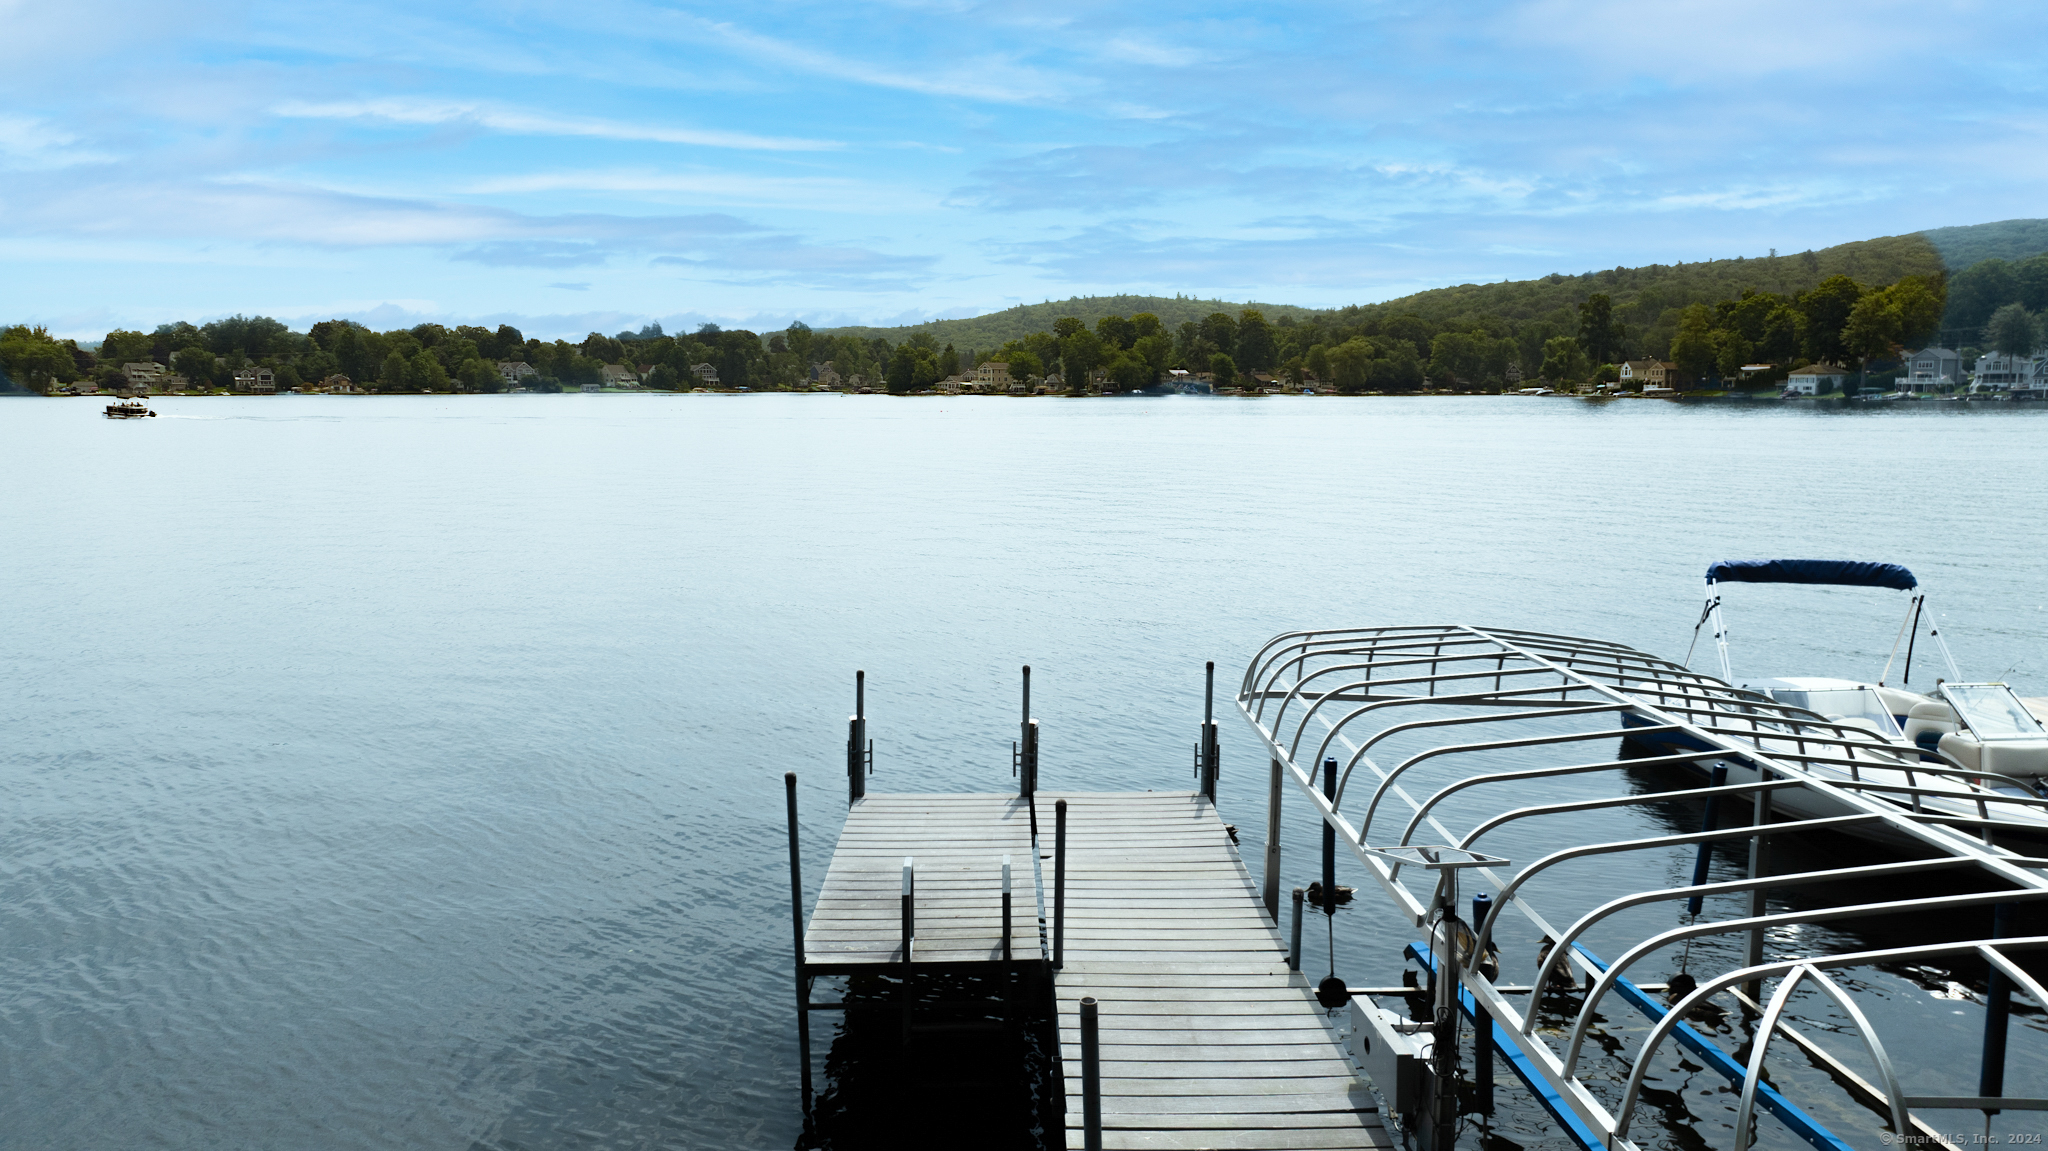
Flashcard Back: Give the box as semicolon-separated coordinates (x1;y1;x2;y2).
815;294;1323;352
816;219;2047;351
1335;232;1947;331
1922;218;2048;269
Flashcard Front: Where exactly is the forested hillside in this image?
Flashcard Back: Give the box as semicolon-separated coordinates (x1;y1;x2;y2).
818;294;1319;352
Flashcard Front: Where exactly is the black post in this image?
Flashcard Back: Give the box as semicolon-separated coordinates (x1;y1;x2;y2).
1472;892;1495;1117
1020;665;1036;799
1981;902;2015;1113
1199;661;1219;802
784;773;813;1120
1687;763;1729;915
1002;854;1013;963
847;671;867;805
1289;887;1304;971
1080;996;1103;1150
1322;758;1337;918
1054;799;1068;969
901;856;915;962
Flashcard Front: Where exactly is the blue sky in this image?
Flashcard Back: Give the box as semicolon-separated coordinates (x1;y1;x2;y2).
4;0;2046;340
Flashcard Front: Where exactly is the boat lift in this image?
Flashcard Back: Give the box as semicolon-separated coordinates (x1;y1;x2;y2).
1237;623;2048;1151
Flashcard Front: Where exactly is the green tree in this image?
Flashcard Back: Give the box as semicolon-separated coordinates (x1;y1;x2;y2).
1306;344;1331;383
1105;351;1152;392
1712;330;1752;381
175;346;218;389
1539;335;1587;383
1797;274;1865;364
1060;328;1105;391
459;358;499;392
1577;294;1617;364
937;343;960;379
1235;308;1276;370
99;329;154;365
1095;314;1136;350
1129;313;1165;342
1210;352;1238;390
1200;313;1237;358
380;349;409;392
1668;306;1716;382
0;325;78;392
1052;316;1087;340
1986;303;2040;358
1326;338;1374;393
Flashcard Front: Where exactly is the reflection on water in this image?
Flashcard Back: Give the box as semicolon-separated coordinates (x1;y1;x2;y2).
4;394;2047;1150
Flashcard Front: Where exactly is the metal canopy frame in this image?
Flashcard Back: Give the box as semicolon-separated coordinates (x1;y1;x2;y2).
1237;623;2048;1151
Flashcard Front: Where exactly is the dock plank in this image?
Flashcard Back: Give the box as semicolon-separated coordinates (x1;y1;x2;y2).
802;793;1041;970
1041;790;1389;1151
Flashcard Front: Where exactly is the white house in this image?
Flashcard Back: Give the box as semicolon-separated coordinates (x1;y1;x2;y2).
1970;350;2048;392
1784;364;1848;395
1897;347;1961;392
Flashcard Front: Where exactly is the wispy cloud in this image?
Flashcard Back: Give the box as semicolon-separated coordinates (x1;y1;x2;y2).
548;281;591;291
272;98;839;152
0;114;112;169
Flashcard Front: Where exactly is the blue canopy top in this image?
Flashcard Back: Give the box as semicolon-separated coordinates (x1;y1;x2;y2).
1706;559;1917;591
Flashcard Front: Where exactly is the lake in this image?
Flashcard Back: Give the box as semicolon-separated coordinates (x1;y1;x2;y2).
4;393;2045;1150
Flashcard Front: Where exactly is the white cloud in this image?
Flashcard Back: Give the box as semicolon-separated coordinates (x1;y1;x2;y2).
458;168;934;213
0;114;112;169
271;98;840;152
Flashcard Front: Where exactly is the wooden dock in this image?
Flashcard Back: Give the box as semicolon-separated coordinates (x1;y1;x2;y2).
1044;791;1392;1150
802;792;1042;970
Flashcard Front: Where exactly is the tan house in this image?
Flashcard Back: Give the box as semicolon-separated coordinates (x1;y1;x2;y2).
972;361;1011;389
691;362;720;386
233;367;276;394
600;363;639;386
1618;360;1676;389
498;361;537;385
122;362;166;390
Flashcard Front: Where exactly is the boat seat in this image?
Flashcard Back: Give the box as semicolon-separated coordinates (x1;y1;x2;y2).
1903;701;1959;753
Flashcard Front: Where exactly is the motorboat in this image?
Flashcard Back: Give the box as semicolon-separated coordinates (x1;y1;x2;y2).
105;400;155;418
1599;559;2048;843
1697;560;2048;779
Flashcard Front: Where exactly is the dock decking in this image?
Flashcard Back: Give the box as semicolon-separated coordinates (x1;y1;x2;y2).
1044;791;1392;1150
802;792;1042;970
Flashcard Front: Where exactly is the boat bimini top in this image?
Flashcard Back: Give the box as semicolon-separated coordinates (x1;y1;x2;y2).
1700;559;1954;687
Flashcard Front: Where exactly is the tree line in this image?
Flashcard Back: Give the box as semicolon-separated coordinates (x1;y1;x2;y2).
0;264;1969;398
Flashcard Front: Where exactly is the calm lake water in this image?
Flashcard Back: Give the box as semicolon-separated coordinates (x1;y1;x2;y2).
4;393;2046;1150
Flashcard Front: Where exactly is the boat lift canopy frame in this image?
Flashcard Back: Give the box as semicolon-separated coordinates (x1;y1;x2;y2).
1238;623;2048;1151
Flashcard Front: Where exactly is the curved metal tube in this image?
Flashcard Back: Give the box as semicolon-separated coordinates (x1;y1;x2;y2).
1317;700;1622;809
1611;935;2048;1140
1564;888;2048;1078
1733;966;1907;1150
1359;723;1668;847
1395;751;1716;853
1457;778;1807;855
1534;857;1979;1040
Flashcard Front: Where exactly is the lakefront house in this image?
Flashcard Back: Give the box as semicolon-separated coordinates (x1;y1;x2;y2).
1618;360;1676;390
1897;347;1961;391
1784;364;1848;395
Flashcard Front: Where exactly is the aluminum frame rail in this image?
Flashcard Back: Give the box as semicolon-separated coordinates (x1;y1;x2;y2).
1237;623;2048;1151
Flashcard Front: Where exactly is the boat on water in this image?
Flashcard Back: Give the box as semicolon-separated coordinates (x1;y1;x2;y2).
104;400;155;418
1615;559;2048;841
